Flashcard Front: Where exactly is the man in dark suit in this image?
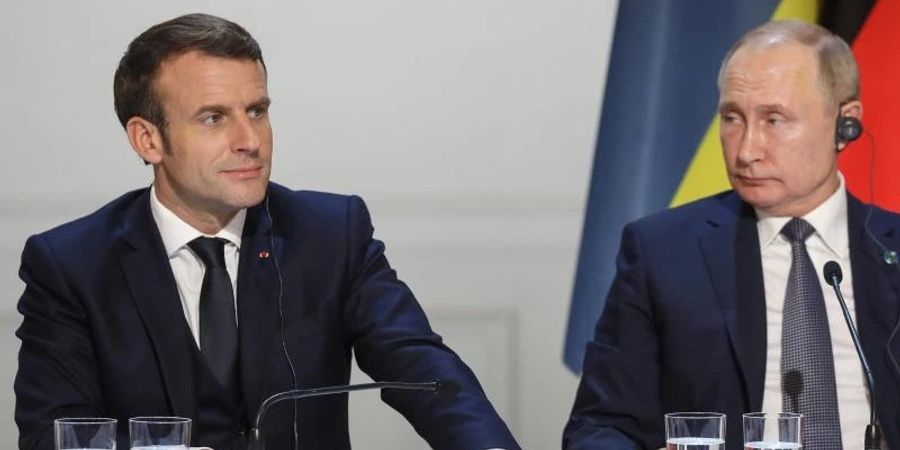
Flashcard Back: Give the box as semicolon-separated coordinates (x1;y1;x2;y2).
14;13;519;450
564;21;900;450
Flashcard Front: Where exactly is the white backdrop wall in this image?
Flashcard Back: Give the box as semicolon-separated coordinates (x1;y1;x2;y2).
0;1;618;448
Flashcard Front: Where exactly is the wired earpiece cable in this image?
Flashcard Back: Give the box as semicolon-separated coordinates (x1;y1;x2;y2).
856;130;900;380
264;194;300;450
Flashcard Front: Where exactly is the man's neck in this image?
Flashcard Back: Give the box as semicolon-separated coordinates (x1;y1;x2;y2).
153;188;237;235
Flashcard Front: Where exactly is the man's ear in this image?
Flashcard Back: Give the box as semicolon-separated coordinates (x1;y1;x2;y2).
126;117;165;164
841;100;863;121
836;100;863;151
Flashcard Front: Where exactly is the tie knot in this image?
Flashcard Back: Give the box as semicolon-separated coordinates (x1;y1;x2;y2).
780;217;815;243
188;237;228;269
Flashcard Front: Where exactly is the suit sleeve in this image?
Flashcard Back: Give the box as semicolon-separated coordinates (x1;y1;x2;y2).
15;234;105;450
563;222;664;450
339;195;520;450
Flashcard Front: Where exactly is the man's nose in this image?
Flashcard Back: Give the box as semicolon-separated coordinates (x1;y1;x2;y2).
736;123;764;165
232;116;261;153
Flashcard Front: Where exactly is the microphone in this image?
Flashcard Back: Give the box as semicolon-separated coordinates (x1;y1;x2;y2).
822;261;881;449
782;370;802;414
248;379;460;450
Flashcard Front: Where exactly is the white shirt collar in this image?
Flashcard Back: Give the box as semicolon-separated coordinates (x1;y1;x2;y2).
755;172;848;260
149;185;246;257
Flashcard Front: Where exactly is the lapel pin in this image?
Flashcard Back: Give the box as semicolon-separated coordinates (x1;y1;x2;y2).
258;250;270;259
885;250;898;265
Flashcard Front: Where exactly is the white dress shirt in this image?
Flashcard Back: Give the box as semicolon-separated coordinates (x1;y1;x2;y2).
149;186;245;347
150;187;508;450
757;174;868;450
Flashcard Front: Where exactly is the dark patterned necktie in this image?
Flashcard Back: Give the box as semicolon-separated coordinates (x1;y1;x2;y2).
780;218;842;449
188;237;239;391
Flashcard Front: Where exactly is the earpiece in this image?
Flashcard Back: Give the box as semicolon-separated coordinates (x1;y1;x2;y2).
835;115;862;150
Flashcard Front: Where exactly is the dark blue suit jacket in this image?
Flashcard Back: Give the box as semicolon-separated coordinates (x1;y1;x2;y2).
15;183;519;450
564;191;900;450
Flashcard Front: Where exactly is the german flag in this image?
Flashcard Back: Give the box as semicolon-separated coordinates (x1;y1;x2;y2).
564;0;822;372
825;1;899;209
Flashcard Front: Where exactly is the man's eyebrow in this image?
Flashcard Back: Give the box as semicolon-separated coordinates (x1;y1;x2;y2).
190;96;272;117
192;104;228;117
717;102;790;115
755;103;788;114
249;96;271;109
718;101;739;114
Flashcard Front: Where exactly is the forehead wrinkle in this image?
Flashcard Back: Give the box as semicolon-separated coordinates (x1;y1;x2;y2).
187;67;265;105
155;53;268;120
719;44;829;114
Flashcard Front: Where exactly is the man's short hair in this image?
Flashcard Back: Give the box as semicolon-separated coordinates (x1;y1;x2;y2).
113;13;265;133
717;20;859;110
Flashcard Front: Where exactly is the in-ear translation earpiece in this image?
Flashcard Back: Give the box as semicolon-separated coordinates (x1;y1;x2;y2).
835;115;862;150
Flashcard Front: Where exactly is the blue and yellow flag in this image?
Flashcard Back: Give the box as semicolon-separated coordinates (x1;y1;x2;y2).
564;0;817;372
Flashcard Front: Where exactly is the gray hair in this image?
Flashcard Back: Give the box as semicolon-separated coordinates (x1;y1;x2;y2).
717;20;859;110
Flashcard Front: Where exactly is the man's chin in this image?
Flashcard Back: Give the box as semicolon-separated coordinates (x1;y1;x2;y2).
225;184;269;209
734;187;781;211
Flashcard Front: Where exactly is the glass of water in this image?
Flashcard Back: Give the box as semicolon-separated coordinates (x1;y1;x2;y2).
743;412;802;449
666;412;726;450
129;416;191;449
55;417;117;450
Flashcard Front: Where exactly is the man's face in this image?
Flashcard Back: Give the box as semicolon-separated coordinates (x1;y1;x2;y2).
719;42;841;217
151;50;272;221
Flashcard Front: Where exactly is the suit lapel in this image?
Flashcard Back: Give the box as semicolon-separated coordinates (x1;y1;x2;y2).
848;195;900;332
236;202;287;418
696;193;900;435
118;189;198;420
117;190;295;423
699;194;767;411
847;195;900;440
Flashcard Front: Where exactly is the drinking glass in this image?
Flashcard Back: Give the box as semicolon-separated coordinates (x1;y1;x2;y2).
743;412;802;449
665;412;726;450
129;416;191;450
55;417;117;450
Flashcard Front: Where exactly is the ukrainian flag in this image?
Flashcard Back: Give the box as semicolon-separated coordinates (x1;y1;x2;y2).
564;0;818;372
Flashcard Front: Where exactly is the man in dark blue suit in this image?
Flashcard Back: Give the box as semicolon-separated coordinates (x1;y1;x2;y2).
564;21;900;450
14;13;519;450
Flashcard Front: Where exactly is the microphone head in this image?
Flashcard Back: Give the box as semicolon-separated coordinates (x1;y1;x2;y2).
782;370;803;398
823;260;843;286
436;379;461;399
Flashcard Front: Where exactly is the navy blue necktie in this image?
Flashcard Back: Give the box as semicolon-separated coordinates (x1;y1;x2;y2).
188;237;239;391
780;218;842;449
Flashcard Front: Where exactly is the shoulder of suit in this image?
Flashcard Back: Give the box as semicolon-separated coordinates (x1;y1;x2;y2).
265;182;368;220
628;190;740;236
851;193;900;233
267;182;358;205
30;187;149;247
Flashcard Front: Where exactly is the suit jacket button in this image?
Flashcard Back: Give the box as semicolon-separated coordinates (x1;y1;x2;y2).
237;428;247;436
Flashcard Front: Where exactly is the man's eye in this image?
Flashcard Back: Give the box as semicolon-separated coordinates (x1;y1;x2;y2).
249;106;267;119
201;113;223;125
721;113;741;124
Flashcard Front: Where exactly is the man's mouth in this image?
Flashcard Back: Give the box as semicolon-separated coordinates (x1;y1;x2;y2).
222;166;263;179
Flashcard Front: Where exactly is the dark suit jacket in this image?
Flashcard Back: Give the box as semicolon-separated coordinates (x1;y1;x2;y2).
563;191;900;450
15;183;519;450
